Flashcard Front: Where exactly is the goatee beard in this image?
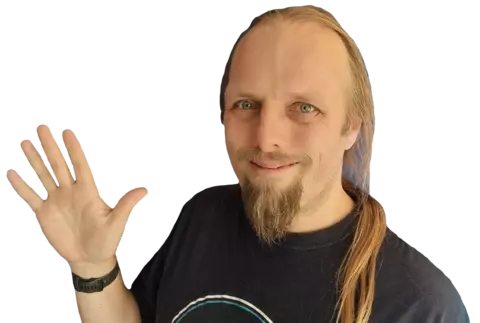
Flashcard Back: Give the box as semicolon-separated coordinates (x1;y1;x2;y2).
241;177;303;246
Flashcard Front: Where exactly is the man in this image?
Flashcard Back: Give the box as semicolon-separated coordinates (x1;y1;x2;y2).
7;5;469;323
128;5;469;323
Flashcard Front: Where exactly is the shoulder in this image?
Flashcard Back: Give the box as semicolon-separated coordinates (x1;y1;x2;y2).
130;184;241;319
179;184;240;205
373;228;469;322
188;183;241;204
183;183;242;216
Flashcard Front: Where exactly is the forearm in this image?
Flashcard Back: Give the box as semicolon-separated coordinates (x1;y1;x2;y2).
75;273;140;323
71;258;141;323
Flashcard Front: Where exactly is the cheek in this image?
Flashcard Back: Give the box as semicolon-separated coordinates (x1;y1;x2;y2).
224;134;243;178
292;126;328;161
225;117;250;145
294;127;343;172
225;137;240;169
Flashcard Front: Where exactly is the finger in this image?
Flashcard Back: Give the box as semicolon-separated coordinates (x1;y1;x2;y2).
62;129;98;193
6;169;44;213
37;125;75;187
21;140;58;193
110;188;148;225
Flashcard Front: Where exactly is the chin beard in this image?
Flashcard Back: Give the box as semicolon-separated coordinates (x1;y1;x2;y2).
241;177;303;246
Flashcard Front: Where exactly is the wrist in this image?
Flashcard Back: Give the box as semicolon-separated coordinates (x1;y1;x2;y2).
69;256;118;278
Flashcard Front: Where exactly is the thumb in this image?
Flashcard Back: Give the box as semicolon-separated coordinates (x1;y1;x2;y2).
111;187;148;223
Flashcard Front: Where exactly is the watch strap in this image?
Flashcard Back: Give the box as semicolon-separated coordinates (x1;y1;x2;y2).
72;261;120;293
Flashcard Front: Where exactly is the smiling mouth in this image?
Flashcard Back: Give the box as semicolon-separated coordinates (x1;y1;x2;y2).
250;161;299;170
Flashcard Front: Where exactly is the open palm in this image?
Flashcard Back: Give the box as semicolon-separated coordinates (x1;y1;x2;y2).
6;125;148;266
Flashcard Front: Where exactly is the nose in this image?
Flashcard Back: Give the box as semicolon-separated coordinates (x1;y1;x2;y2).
255;103;288;153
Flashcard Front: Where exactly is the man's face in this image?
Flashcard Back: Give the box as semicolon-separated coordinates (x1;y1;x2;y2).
223;20;360;244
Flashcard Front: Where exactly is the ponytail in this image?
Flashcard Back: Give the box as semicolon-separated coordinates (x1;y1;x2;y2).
335;180;387;323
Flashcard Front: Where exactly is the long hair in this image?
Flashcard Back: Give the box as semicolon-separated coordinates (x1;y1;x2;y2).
219;5;387;323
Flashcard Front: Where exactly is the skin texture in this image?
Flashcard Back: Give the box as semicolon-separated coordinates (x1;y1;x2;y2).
223;20;362;245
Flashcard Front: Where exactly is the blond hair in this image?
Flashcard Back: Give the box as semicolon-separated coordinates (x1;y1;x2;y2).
219;5;387;323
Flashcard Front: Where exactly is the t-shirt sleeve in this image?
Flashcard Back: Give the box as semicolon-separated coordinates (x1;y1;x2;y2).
381;231;470;323
413;256;471;323
412;283;470;323
408;253;471;323
129;200;193;323
129;241;170;323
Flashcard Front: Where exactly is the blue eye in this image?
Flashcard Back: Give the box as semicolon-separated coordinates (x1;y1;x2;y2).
299;103;315;113
237;100;255;110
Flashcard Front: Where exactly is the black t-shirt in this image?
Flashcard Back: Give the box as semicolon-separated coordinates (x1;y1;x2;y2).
130;184;469;323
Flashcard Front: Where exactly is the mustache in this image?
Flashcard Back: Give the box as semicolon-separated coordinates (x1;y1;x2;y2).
236;148;311;165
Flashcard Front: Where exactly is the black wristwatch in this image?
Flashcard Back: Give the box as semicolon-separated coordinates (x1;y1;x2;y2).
72;261;120;293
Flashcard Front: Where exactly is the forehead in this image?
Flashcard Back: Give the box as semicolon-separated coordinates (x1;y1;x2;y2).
226;20;351;104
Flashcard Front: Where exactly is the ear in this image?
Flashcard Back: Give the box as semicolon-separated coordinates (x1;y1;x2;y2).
344;116;362;151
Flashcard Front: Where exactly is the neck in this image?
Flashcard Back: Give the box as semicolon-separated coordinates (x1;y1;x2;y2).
287;178;355;233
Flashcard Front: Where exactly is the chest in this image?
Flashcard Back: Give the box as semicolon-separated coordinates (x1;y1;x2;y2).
154;243;344;323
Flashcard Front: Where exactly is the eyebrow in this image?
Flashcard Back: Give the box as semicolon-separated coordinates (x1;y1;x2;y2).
232;91;261;99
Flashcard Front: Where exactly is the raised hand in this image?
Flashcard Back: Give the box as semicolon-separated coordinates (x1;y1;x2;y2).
6;125;148;269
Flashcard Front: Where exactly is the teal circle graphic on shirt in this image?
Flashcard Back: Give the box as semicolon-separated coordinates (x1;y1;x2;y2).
172;295;273;323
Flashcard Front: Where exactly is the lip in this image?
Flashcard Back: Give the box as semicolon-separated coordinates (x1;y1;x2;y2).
250;161;298;172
